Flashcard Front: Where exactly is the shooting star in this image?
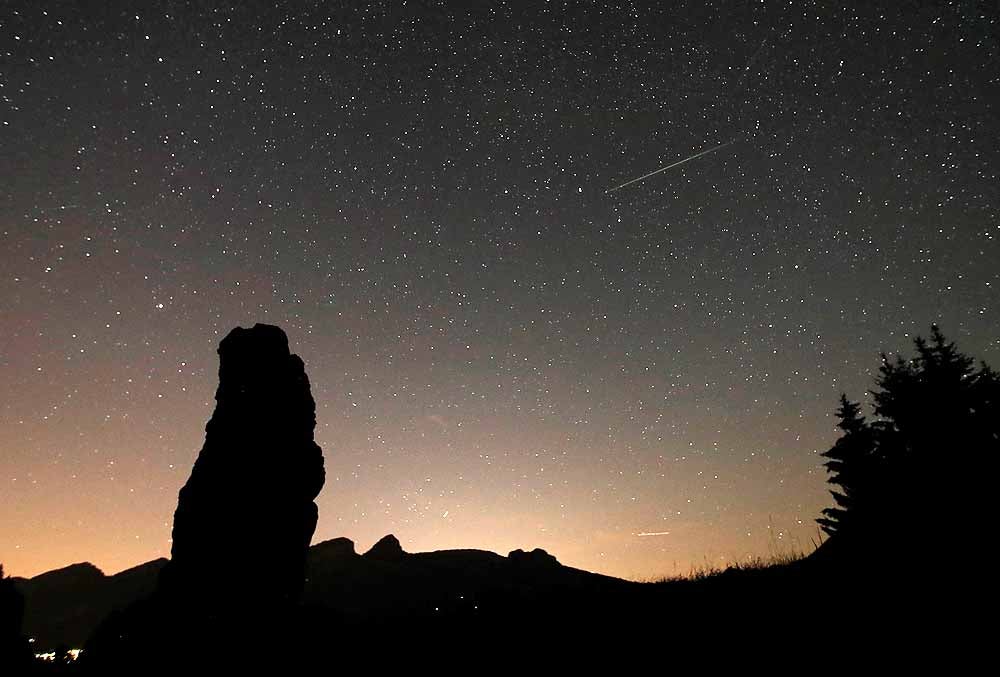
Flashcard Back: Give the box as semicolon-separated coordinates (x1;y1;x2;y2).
605;140;733;194
32;204;80;213
636;531;672;537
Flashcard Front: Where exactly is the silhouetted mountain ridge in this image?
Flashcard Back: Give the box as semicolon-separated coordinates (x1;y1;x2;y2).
363;533;405;560
14;536;627;651
11;559;168;651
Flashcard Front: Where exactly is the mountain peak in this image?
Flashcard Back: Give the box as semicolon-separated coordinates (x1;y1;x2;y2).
364;534;406;560
30;561;105;585
312;537;358;559
508;548;560;567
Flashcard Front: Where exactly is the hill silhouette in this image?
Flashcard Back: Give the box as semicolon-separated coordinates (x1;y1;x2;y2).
11;560;167;652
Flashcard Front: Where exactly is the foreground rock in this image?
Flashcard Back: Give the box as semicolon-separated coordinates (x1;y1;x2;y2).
82;324;325;669
164;323;326;608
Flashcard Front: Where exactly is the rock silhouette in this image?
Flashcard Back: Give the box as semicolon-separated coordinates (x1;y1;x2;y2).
508;548;559;568
311;536;359;561
164;323;325;609
363;534;406;560
79;325;326;669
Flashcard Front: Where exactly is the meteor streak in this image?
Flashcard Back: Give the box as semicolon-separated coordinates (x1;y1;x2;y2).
636;531;672;537
606;140;733;193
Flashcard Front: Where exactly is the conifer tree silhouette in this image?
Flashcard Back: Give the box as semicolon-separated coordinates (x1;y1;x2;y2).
818;326;998;551
817;396;879;537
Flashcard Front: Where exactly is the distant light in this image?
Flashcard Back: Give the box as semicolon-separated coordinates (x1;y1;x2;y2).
34;648;82;662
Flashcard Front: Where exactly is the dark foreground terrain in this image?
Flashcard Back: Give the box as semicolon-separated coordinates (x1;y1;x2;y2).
3;533;973;672
10;534;628;654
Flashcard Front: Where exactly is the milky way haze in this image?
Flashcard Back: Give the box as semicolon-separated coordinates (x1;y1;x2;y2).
2;1;997;580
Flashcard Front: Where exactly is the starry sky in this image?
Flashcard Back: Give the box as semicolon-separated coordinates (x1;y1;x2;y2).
2;1;998;581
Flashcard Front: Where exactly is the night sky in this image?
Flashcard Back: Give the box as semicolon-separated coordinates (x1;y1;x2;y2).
2;1;997;581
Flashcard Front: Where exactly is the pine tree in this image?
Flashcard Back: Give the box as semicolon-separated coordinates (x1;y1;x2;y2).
817;326;999;550
817;395;876;537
